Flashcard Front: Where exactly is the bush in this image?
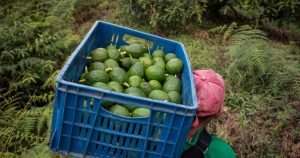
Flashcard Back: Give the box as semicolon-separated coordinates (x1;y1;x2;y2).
119;0;208;29
0;0;80;155
0;0;79;107
120;0;300;30
238;0;300;22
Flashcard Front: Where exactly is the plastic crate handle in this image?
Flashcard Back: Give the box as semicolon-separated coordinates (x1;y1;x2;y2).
100;21;163;51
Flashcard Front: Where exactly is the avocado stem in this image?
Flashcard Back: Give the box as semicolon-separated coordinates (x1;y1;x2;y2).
123;82;130;88
105;68;113;72
86;56;92;60
128;54;133;60
85;66;88;73
79;79;86;83
120;51;126;55
147;45;151;54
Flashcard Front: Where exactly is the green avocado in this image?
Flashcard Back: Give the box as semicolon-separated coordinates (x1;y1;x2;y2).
125;87;146;98
89;62;105;71
153;57;164;62
123;104;136;112
138;82;153;95
109;67;128;84
149;80;162;90
131;58;139;65
104;59;120;69
143;53;152;59
80;72;88;80
152;49;165;58
166;58;183;74
108;49;120;61
92;82;112;91
162;76;181;93
106;44;117;51
107;81;124;93
120;57;133;70
132;108;150;117
168;91;182;104
164;53;177;62
85;70;109;85
91;48;108;62
139;57;153;68
148;90;170;101
124;43;147;58
127;92;146;98
154;60;165;70
127;62;144;78
165;75;177;82
128;75;143;87
145;66;165;82
109;104;130;117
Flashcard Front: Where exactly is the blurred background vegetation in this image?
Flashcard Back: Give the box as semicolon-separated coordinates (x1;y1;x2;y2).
0;0;299;157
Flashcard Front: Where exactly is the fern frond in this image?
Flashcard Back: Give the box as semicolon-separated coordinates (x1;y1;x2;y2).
19;72;40;88
229;29;268;47
0;88;23;111
42;70;59;89
208;24;228;34
223;22;238;40
0;50;15;61
36;116;47;135
41;60;56;75
23;116;37;135
31;92;54;104
20;106;52;135
17;57;45;71
209;22;238;40
226;26;300;97
1;152;19;158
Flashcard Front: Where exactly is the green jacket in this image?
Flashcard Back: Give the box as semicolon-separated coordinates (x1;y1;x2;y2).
184;130;236;158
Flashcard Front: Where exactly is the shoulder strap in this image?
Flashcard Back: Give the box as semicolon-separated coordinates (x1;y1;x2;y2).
195;128;212;153
181;128;212;158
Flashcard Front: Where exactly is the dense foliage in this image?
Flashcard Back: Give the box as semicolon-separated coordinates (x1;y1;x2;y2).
0;0;79;107
120;0;300;30
120;0;208;29
0;0;80;156
235;0;300;21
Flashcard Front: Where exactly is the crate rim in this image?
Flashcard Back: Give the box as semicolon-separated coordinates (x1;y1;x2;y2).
56;21;198;110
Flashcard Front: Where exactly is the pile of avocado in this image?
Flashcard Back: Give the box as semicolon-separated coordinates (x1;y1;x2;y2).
79;42;183;118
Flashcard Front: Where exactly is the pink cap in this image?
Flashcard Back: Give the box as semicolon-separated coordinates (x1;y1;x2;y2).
193;70;225;117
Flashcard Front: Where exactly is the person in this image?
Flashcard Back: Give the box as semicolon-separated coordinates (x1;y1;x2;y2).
181;70;236;158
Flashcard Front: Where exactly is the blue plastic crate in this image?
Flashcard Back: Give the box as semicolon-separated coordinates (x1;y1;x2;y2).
50;21;198;158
